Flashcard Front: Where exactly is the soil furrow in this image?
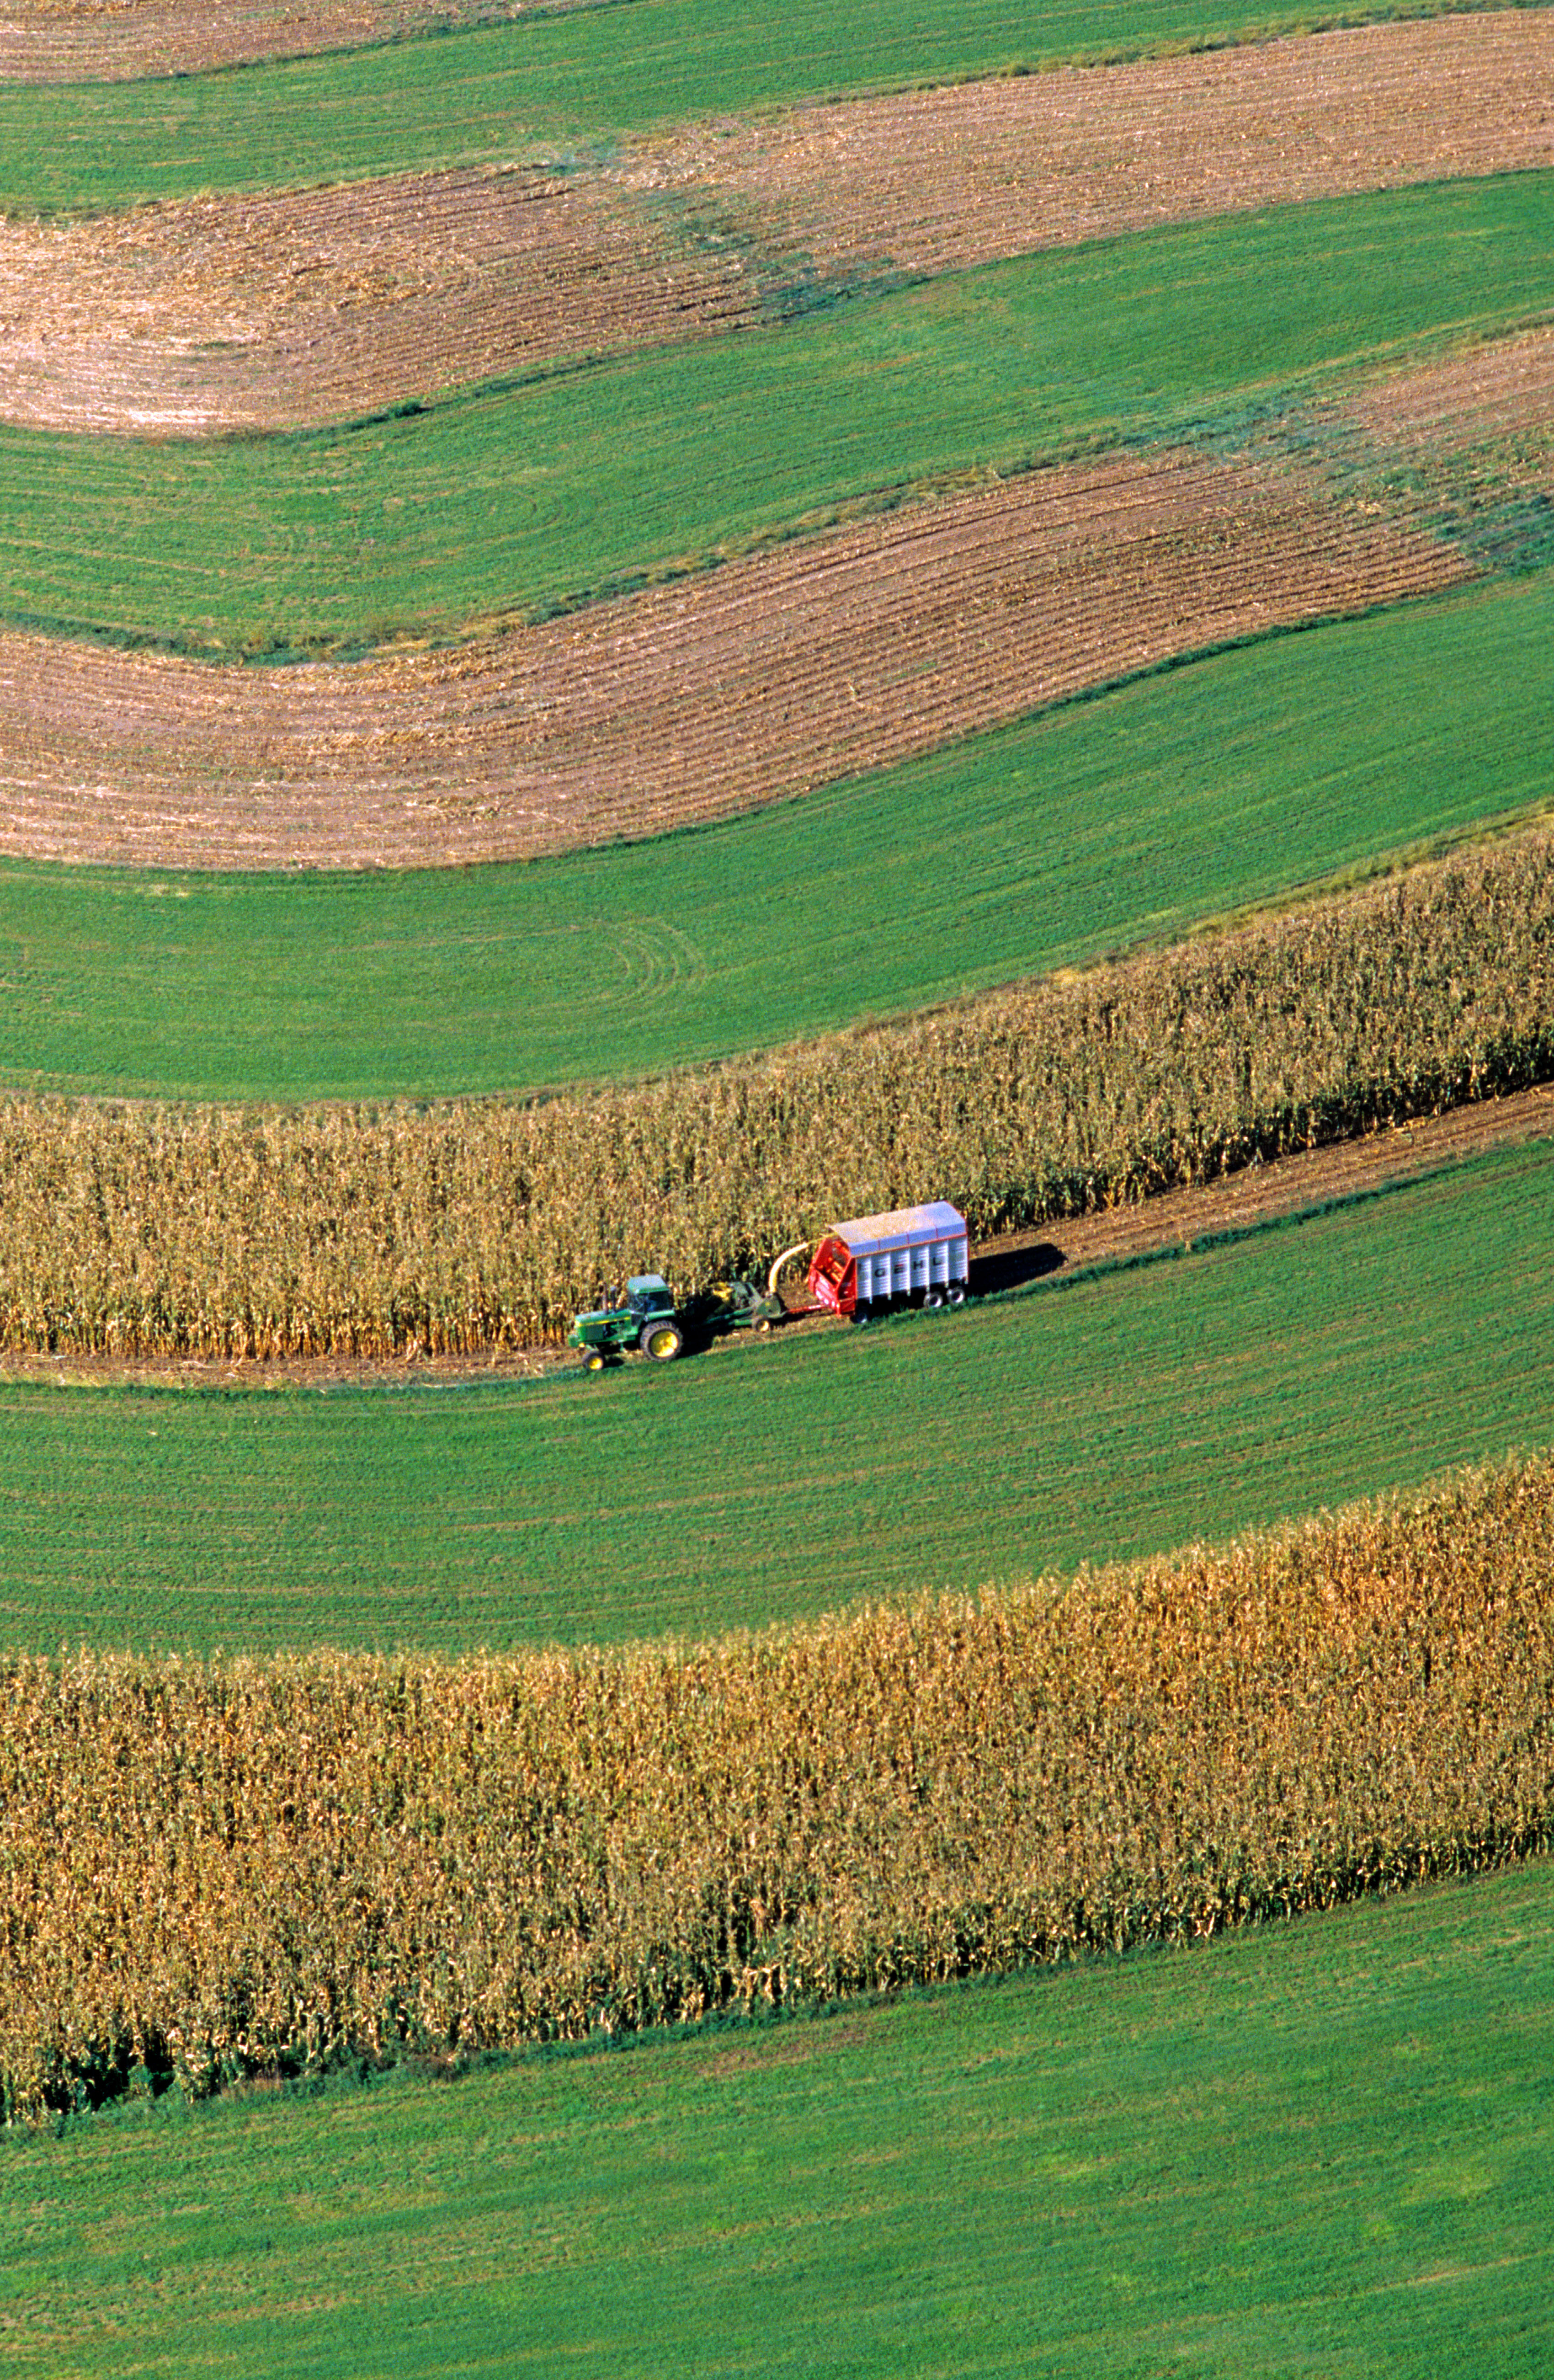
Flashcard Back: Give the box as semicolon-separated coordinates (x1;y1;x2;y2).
3;14;1550;433
0;444;1475;870
0;0;579;83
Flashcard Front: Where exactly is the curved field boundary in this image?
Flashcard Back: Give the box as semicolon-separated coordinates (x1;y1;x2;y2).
0;2;1496;203
5;1860;1550;2374
0;572;1548;1103
0;448;1473;871
0;1134;1549;1655
6;1082;1547;1393
3;176;1549;663
0;0;574;84
3;16;1551;434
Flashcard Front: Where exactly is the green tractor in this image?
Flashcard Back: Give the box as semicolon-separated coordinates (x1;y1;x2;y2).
567;1273;780;1370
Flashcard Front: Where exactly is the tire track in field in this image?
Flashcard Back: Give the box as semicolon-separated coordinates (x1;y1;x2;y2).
0;445;1474;870
2;13;1550;433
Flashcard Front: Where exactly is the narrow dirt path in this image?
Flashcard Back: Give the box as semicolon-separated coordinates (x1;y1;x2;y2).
5;1083;1548;1391
2;14;1549;433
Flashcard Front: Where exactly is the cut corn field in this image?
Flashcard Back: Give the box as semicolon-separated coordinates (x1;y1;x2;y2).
1;827;1549;1359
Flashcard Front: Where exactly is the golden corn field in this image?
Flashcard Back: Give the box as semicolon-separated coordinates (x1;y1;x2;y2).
4;1451;1551;2121
1;827;1551;1358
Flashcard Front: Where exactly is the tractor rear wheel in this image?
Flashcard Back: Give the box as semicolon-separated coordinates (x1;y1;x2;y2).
640;1321;684;1362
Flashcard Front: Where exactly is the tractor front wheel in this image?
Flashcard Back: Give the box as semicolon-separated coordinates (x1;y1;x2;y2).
640;1321;685;1362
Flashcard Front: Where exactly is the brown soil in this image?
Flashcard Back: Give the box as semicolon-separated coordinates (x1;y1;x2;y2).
7;1083;1548;1391
0;446;1472;870
1330;323;1554;460
0;168;754;436
3;14;1550;435
0;0;575;83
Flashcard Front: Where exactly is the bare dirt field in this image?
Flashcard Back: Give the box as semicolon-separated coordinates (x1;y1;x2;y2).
0;0;564;83
7;1082;1548;1389
0;445;1474;870
0;167;755;435
1331;321;1554;460
3;13;1550;433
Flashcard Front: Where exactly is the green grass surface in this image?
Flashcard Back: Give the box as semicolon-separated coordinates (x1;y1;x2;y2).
2;572;1548;1102
4;1857;1551;2377
3;1134;1551;1656
5;178;1550;654
0;0;1486;212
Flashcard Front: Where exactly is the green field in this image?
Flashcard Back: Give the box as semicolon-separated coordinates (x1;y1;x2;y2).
4;1855;1549;2377
1;1134;1548;1656
0;0;1486;213
3;572;1547;1101
5;176;1550;655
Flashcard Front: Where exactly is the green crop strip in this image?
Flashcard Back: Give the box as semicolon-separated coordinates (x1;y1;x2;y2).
1;177;1549;654
0;0;1504;212
0;572;1547;1101
1;1134;1549;1656
3;1855;1552;2375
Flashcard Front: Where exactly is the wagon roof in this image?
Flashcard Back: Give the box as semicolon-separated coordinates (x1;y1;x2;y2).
827;1201;967;1255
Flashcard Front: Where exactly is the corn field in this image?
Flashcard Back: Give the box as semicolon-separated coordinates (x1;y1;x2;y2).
1;827;1552;1357
5;1452;1553;2121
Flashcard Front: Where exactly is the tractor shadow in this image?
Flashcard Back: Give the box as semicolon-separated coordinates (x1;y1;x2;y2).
969;1241;1065;1298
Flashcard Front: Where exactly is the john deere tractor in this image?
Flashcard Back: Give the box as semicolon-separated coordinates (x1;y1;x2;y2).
567;1273;780;1369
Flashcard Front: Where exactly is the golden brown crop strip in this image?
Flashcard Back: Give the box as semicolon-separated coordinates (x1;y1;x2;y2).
1;826;1550;1359
5;1451;1552;2119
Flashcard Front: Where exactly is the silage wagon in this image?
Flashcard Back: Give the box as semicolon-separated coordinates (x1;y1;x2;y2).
569;1202;971;1368
797;1200;969;1319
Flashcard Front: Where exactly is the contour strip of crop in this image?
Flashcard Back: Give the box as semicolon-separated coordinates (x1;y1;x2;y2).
4;1449;1551;2119
0;0;577;82
0;445;1475;870
4;16;1549;435
0;827;1548;1358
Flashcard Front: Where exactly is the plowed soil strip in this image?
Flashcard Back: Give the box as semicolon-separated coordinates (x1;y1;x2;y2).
1331;322;1554;457
7;1084;1548;1391
0;167;755;435
0;0;574;83
0;448;1473;870
3;13;1550;433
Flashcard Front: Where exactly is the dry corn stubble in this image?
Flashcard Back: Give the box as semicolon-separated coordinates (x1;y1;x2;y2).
4;1451;1551;2119
0;827;1550;1358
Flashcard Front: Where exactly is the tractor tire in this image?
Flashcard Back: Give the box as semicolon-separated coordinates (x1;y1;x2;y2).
583;1348;609;1372
640;1320;685;1362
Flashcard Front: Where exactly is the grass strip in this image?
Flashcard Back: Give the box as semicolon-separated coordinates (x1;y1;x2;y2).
3;1858;1551;2376
1;1133;1552;1654
0;573;1549;1105
4;1447;1552;2128
0;0;1506;212
0;178;1549;656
